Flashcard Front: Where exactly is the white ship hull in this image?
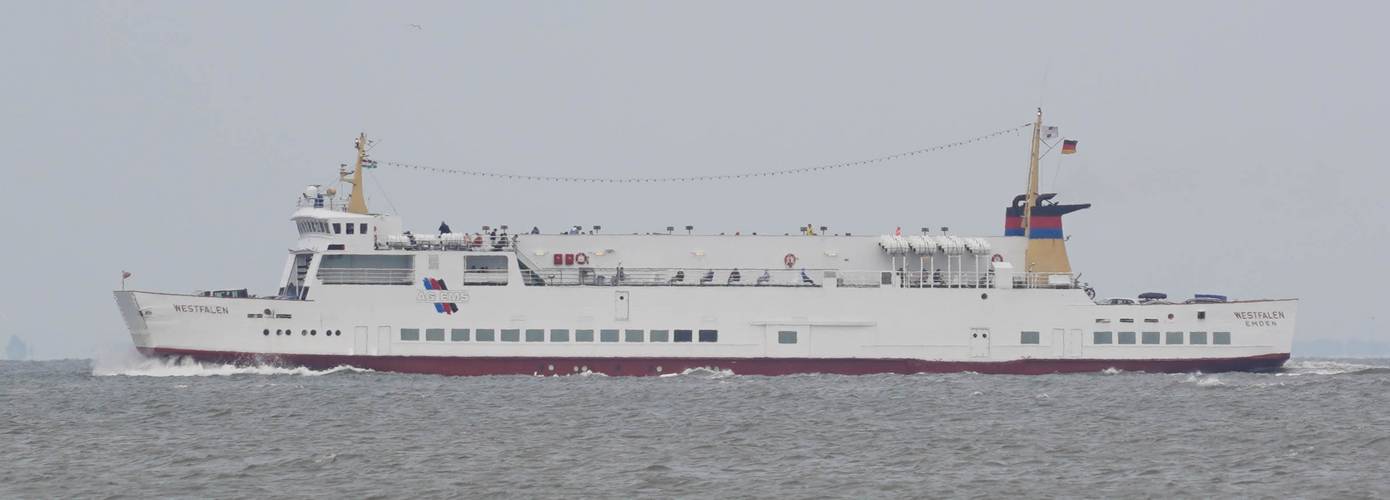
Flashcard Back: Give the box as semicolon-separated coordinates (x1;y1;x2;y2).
114;273;1294;376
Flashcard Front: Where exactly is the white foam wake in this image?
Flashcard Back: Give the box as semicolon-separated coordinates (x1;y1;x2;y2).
658;366;736;378
1279;360;1385;376
91;351;370;377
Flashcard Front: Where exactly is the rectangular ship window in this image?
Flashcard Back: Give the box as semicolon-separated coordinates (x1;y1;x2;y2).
1190;331;1208;344
346;223;355;234
1095;319;1111;324
674;329;693;343
625;329;644;342
1213;332;1231;345
1093;331;1113;344
779;331;798;344
600;329;619;342
1119;318;1134;323
1118;331;1137;344
425;328;445;342
550;329;570;342
316;254;415;285
451;329;470;342
575;329;594;342
333;223;341;234
1020;331;1040;344
1166;331;1184;344
525;329;545;342
698;330;718;343
1142;332;1160;344
649;330;670;342
500;329;520;342
360;223;368;234
400;328;420;341
475;329;496;342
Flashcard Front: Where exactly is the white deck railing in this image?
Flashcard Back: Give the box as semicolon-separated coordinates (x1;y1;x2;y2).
316;267;415;285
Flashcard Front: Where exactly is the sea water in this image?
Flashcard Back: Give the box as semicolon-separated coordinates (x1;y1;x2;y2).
2;354;1388;498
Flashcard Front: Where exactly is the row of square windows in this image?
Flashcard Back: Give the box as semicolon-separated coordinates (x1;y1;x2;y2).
296;221;369;235
401;328;720;343
1019;331;1232;345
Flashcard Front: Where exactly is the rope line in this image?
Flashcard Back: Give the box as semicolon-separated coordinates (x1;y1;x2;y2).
380;122;1033;183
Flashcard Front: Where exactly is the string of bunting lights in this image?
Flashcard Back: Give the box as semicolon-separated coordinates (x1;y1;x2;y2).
381;122;1033;183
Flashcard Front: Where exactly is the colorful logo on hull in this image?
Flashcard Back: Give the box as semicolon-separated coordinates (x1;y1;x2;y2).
422;277;459;314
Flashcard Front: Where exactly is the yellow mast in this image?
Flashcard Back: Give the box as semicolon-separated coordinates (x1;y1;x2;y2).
344;132;370;214
1022;108;1043;268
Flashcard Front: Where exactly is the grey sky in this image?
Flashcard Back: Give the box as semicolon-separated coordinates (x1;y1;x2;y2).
3;1;1386;359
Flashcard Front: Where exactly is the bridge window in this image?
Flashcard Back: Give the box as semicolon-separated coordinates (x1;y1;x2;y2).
425;328;445;342
1142;332;1160;344
400;328;420;341
1118;331;1136;344
1166;331;1184;344
625;330;644;342
1092;331;1113;344
779;331;799;344
346;223;355;234
674;329;693;342
649;330;670;342
600;329;619;342
698;330;718;343
475;329;495;342
360;223;368;234
1020;331;1040;344
1190;331;1208;344
525;329;545;342
575;329;594;342
500;329;520;342
1213;332;1231;345
333;223;341;234
550;329;570;342
451;329;470;341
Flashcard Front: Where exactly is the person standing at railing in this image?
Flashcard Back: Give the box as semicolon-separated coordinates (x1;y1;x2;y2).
439;221;452;234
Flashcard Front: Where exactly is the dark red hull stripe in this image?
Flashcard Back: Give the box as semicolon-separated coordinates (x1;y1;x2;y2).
140;348;1290;376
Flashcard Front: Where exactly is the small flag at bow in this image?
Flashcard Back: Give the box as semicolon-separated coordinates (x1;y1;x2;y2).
122;271;132;279
1061;140;1078;154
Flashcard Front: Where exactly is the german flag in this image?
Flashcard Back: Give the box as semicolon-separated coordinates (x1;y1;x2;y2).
1061;140;1078;154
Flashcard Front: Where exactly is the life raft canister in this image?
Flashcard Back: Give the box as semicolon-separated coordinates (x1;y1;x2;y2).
784;253;797;268
575;253;589;265
991;253;1004;263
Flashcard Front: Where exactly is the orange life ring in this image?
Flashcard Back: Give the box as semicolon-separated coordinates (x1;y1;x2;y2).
991;253;1004;263
784;253;797;268
575;253;589;265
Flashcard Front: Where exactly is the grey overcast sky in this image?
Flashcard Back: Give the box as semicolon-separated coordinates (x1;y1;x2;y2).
2;1;1386;359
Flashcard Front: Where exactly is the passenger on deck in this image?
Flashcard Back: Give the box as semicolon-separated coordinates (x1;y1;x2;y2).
700;270;715;285
800;268;814;285
728;268;741;284
439;221;452;234
530;226;540;235
669;270;685;284
933;268;943;286
756;270;771;286
615;263;626;285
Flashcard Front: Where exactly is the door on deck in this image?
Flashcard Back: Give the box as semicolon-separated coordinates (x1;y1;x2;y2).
1064;329;1083;358
614;291;630;321
377;325;392;355
969;328;991;358
1051;328;1066;358
353;326;368;355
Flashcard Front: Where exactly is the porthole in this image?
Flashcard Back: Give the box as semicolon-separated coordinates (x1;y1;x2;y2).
310;329;317;336
980;293;988;300
276;329;282;336
301;329;307;336
263;329;269;336
336;330;343;336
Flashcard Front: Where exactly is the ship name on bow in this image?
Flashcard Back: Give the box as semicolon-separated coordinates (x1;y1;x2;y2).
173;304;229;314
1234;311;1284;327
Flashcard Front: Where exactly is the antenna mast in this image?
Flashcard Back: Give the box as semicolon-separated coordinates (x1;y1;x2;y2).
1022;108;1043;266
345;132;370;214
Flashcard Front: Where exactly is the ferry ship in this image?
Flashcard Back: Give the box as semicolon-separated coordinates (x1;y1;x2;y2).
113;111;1296;376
